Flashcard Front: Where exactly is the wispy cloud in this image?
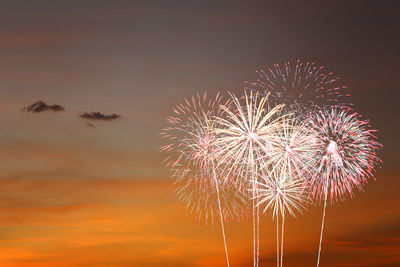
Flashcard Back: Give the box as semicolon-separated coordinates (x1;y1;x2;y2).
22;101;65;113
79;112;121;121
86;122;96;128
0;33;75;47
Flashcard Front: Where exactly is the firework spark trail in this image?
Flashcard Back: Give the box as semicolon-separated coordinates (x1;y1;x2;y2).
276;211;280;267
257;189;260;266
160;92;238;266
280;213;285;267
212;91;287;267
244;59;351;114
252;175;256;266
306;107;382;267
317;183;328;267
212;167;230;267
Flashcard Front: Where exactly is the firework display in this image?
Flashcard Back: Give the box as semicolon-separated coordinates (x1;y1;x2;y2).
160;60;382;266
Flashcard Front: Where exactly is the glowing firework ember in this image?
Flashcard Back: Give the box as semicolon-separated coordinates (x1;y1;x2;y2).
306;107;382;266
211;91;287;267
160;92;234;266
244;59;351;113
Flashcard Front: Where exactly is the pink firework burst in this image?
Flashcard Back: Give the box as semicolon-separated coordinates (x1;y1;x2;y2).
244;59;351;113
160;92;229;180
307;107;382;202
160;91;235;266
306;106;382;267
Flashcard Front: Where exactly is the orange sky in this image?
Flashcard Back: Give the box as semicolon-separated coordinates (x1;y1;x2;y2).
0;172;398;266
0;1;399;266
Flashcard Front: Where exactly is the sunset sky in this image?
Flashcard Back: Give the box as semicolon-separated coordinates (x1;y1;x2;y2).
0;0;399;266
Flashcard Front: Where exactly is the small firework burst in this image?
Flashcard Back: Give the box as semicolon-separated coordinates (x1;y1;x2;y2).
244;59;351;114
255;168;307;267
307;107;382;202
256;170;307;219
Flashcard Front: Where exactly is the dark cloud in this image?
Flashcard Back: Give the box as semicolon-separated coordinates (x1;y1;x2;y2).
22;101;65;113
86;122;96;128
79;112;121;121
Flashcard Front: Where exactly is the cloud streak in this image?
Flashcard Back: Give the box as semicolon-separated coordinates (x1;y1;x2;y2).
79;112;121;121
22;101;65;113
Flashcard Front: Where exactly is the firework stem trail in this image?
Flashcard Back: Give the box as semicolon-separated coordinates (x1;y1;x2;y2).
255;165;260;267
317;185;328;267
252;165;260;267
250;152;257;267
276;212;280;267
212;168;230;267
280;213;285;267
257;193;260;267
252;178;256;267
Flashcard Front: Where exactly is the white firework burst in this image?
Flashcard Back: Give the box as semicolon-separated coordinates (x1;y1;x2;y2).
211;91;287;267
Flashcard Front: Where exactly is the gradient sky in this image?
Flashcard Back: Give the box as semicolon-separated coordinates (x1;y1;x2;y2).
0;0;399;266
